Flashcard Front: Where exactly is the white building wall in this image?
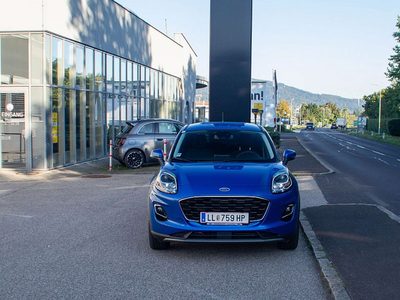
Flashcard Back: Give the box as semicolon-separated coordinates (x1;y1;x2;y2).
0;0;197;101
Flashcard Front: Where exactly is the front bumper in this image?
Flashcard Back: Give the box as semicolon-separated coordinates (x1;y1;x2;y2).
149;188;300;244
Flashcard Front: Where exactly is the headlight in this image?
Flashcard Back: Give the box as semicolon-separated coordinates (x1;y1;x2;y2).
272;170;292;194
155;171;177;194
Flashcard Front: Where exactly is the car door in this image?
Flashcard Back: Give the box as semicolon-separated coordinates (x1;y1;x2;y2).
155;121;183;156
136;122;156;161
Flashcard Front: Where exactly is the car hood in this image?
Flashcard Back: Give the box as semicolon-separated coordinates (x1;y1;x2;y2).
166;162;285;188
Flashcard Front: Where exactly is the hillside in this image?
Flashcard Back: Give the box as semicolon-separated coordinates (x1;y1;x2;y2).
196;80;360;113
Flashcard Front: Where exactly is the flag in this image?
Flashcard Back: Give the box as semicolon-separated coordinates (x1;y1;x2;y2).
272;69;278;129
272;69;278;106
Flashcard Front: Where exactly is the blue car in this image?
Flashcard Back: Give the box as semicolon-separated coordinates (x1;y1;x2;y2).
148;122;299;250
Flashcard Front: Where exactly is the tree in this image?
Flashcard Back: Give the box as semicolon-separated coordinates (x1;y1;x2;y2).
276;100;291;117
386;15;400;84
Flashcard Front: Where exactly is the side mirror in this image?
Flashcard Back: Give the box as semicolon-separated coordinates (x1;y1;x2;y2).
282;149;296;166
150;149;164;160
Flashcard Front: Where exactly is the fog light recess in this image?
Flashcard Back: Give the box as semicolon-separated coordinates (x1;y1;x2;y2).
281;204;295;222
154;203;168;221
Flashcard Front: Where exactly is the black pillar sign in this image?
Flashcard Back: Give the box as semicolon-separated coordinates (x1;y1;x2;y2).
209;0;253;122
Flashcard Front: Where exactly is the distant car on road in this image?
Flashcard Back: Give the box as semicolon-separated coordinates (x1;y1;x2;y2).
331;123;338;129
148;122;300;250
305;122;316;130
113;119;184;168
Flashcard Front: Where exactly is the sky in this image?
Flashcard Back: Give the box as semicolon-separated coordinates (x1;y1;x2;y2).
116;0;399;99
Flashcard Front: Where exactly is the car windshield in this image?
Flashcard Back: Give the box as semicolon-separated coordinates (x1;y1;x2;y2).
171;130;276;162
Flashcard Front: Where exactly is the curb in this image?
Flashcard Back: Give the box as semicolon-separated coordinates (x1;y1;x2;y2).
300;211;352;300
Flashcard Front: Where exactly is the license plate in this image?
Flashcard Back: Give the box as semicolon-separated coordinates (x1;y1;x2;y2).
200;212;249;224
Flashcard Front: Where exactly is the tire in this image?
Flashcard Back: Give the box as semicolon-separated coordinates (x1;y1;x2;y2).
149;226;170;250
124;149;144;169
277;222;299;250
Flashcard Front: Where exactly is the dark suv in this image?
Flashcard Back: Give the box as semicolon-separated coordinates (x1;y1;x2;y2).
113;119;184;168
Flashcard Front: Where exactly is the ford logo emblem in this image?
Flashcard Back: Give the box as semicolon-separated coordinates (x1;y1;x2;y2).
219;187;230;192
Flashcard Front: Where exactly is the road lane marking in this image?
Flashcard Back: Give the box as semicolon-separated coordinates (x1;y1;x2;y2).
0;212;33;218
364;191;389;207
372;151;385;156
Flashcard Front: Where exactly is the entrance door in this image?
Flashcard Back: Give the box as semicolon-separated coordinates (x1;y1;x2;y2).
0;90;28;170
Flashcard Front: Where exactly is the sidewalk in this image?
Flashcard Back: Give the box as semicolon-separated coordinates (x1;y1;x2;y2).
0;158;159;182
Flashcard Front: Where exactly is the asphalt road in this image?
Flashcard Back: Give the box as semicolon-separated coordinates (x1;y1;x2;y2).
293;128;400;300
298;128;400;213
0;165;332;300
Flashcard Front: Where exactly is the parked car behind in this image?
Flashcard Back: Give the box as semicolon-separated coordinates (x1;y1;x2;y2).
331;123;338;129
113;119;184;168
148;122;300;250
305;122;315;130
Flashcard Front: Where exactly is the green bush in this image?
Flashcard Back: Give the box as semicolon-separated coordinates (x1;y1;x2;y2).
265;127;281;148
366;118;391;133
388;119;400;136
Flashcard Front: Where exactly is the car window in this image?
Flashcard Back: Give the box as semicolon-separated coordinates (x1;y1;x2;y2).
121;123;135;133
158;122;180;134
138;123;154;134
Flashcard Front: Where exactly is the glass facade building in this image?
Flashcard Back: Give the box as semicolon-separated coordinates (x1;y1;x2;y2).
0;0;196;171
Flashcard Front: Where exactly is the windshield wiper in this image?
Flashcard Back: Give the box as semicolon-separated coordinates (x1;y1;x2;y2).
171;157;193;162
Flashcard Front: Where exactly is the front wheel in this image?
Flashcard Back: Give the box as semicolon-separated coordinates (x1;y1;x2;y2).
277;222;299;250
124;149;144;169
149;225;170;250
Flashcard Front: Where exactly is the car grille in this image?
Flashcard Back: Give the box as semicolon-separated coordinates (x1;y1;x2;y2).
179;197;269;223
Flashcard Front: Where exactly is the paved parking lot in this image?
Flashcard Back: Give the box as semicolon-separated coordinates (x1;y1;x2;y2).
0;159;332;299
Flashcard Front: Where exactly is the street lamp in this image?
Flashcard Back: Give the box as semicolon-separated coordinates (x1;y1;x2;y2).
372;83;382;134
290;98;294;127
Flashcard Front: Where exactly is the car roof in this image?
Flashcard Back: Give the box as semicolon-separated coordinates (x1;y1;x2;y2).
184;122;263;132
126;119;184;126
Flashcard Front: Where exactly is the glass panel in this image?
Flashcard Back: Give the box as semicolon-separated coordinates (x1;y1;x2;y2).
76;45;84;89
0;34;29;85
106;93;114;144
52;87;64;167
158;72;163;100
154;70;159;100
140;66;145;98
86;48;94;90
114;57;120;95
106;55;113;93
0;92;26;169
127;61;133;97
52;37;63;86
150;70;155;99
114;94;121;134
132;63;138;98
132;97;138;120
145;67;150;99
45;34;51;85
127;95;132;121
149;98;155;118
31;34;43;84
120;59;126;95
65;89;75;164
86;91;95;159
64;41;74;87
144;98;150;118
95;93;104;156
94;51;103;91
120;95;127;123
31;87;45;169
76;90;85;161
